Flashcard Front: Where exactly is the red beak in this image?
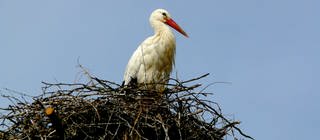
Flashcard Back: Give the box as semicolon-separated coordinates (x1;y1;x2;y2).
165;18;188;38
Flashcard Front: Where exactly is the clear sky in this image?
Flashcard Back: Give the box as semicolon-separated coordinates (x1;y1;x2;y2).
1;0;319;139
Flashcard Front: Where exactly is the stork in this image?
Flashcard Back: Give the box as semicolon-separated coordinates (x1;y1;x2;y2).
123;9;188;92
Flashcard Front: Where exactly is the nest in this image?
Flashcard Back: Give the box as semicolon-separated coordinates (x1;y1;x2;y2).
0;73;253;140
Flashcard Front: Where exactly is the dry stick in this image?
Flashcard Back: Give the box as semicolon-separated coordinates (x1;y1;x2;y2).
102;108;116;139
129;107;142;136
117;116;147;140
110;123;121;140
179;76;253;139
156;114;170;140
92;77;121;87
181;73;210;84
199;101;254;140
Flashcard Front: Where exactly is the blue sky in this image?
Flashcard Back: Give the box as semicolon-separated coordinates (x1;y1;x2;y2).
1;0;319;139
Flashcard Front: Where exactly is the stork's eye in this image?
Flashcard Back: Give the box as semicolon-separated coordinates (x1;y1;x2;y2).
162;12;167;17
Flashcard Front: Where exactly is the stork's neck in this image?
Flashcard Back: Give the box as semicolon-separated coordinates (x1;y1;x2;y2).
151;21;175;42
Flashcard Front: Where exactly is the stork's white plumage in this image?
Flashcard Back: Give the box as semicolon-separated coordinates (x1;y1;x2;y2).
123;9;188;92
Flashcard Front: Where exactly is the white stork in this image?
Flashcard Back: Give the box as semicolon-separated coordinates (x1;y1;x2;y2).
123;9;188;92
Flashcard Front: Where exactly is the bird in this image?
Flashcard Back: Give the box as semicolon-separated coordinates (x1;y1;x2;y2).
123;9;188;92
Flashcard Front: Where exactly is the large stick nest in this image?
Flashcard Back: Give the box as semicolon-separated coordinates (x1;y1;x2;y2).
0;73;253;140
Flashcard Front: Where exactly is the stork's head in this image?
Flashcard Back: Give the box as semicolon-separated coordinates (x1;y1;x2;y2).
150;9;188;37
